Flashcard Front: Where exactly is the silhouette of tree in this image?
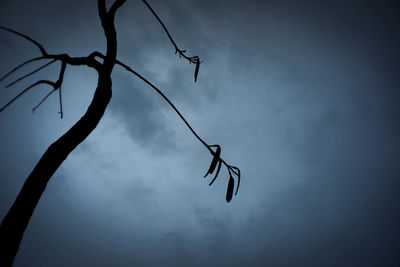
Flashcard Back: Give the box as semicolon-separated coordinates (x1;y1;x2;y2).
0;1;240;265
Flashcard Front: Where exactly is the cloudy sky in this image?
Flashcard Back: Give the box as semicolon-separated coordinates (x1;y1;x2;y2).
0;0;399;266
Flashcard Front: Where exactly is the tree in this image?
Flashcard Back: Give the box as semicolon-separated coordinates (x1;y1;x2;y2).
0;0;240;265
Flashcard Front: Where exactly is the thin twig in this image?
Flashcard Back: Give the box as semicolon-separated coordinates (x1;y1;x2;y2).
0;80;55;112
58;85;63;118
6;59;57;88
32;89;57;113
0;26;99;118
0;56;46;82
142;1;201;65
56;62;66;118
142;1;180;54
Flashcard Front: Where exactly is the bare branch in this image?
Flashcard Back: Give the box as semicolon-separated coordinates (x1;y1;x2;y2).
49;53;101;69
141;0;187;58
0;56;45;83
0;51;102;118
142;0;202;82
1;58;67;118
0;26;47;56
0;26;68;118
0;80;55;112
114;58;207;147
5;59;57;88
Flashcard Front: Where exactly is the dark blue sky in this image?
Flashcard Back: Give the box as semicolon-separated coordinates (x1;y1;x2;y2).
1;0;399;266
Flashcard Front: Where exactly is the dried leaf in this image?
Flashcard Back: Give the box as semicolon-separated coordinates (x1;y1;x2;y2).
209;159;222;186
226;175;234;202
235;168;241;195
209;145;221;174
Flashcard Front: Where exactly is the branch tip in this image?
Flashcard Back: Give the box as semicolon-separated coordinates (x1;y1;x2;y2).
142;0;202;81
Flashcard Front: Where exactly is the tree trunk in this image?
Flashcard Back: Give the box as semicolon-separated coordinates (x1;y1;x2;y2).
0;74;112;266
0;1;125;265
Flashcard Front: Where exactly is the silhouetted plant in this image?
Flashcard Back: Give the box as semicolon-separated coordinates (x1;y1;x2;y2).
0;0;240;265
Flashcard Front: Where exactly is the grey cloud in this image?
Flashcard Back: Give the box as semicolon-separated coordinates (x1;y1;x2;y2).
108;70;178;151
164;232;194;266
193;206;229;248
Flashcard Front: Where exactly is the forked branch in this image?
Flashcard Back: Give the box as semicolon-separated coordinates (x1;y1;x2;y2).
0;26;102;118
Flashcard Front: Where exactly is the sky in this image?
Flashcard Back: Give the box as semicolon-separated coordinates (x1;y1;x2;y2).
0;0;399;266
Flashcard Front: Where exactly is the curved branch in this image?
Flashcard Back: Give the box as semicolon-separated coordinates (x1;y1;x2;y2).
112;58;240;196
109;0;128;19
0;26;47;56
115;58;207;147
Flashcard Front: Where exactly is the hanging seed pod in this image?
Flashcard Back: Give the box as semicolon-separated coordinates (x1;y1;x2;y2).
194;60;200;82
226;175;235;202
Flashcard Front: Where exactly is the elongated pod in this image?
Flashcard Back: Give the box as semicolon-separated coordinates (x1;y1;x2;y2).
194;60;200;82
226;175;234;202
